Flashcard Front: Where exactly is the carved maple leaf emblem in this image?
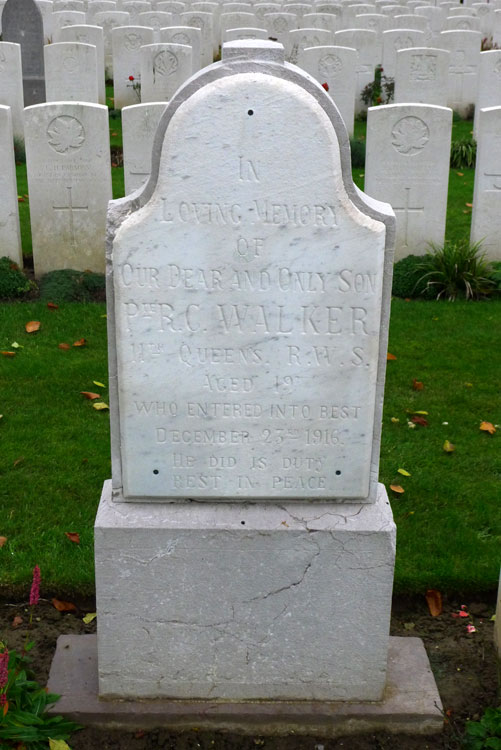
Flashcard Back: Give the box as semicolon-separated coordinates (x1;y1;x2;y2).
47;116;85;154
391;116;429;156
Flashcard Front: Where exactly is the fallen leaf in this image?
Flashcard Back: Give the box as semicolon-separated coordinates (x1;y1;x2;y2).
480;421;496;434
425;589;442;617
1;351;15;358
13;457;24;467
12;615;23;628
397;468;411;476
411;415;429;426
281;521;289;526
407;421;416;429
412;379;423;391
83;612;97;624
80;391;100;400
111;131;118;136
443;440;455;453
413;410;429;415
391;417;400;423
64;532;80;544
93;381;105;388
2;701;8;716
0;537;7;547
390;484;405;494
93;402;109;411
111;162;118;168
58;343;70;350
52;598;77;612
18;196;25;202
73;338;86;347
387;352;397;360
47;302;59;310
464;382;473;388
10;342;23;349
403;622;415;630
49;739;71;750
25;321;40;333
456;172;464;176
465;202;473;208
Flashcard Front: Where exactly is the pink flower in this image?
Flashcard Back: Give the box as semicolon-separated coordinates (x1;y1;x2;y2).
30;565;41;606
0;693;6;706
466;624;476;634
0;650;9;689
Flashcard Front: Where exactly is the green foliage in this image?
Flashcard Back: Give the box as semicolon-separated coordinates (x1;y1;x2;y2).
451;138;477;169
350;137;366;168
0;257;34;300
0;645;81;749
489;261;501;291
360;64;394;107
39;269;106;302
416;240;496;301
13;136;26;164
463;707;501;749
391;255;435;299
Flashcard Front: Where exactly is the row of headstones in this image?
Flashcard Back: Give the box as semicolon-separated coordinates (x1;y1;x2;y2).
1;99;501;277
2;27;500;139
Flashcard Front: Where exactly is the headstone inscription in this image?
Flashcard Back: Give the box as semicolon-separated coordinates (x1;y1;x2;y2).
97;38;399;705
394;46;450;106
0;106;23;266
1;0;46;105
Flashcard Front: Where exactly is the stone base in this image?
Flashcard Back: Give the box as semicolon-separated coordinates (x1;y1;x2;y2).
47;634;443;737
95;481;396;701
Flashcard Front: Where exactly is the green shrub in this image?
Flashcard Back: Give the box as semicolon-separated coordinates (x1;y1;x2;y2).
13;136;26;164
489;260;501;292
360;65;394;107
392;255;435;299
463;706;501;749
416;240;496;301
350;137;366;168
451;138;477;168
39;269;106;302
0;257;34;300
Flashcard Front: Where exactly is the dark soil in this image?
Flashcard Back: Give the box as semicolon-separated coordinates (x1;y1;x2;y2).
0;594;498;750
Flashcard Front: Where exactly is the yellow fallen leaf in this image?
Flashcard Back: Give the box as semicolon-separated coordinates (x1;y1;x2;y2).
93;381;105;388
83;612;97;624
391;417;400;423
390;484;405;494
414;411;428;415
49;739;71;750
93;402;109;411
464;382;473;388
480;421;496;434
397;468;411;476
10;342;23;349
443;440;455;453
25;320;41;333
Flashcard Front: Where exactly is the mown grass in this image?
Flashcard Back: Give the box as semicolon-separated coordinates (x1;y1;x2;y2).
0;299;499;597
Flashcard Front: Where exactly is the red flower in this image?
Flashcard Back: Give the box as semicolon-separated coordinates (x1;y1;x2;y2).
321;82;329;91
0;693;6;706
129;75;135;81
30;565;40;606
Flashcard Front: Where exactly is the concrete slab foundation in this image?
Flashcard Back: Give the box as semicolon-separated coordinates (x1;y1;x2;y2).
47;635;444;737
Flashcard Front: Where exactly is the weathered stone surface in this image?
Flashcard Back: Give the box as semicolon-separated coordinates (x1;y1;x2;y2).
0;42;25;140
473;50;501;138
140;42;192;101
0;106;23;265
1;0;46;105
25;101;112;276
159;25;202;73
112;25;155;108
470;106;501;261
122;102;166;193
440;29;481;117
334;28;378;113
95;479;396;700
382;28;425;78
58;24;106;105
106;40;394;502
44;42;99;103
394;47;450;107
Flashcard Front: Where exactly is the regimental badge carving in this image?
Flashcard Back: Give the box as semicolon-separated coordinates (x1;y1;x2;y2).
188;15;205;30
124;32;143;50
63;54;78;72
273;16;289;32
409;53;437;81
318;53;343;78
47;116;86;154
394;35;414;50
456;19;471;29
76;33;90;43
153;50;178;77
391;116;429;155
172;32;190;45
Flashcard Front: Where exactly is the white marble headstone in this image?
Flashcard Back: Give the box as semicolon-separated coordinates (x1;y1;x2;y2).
394;46;450;106
112;25;155;108
0;41;25;141
0;106;23;266
44;42;99;102
107;40;394;502
58;24;106;104
122;101;166;193
471;106;501;261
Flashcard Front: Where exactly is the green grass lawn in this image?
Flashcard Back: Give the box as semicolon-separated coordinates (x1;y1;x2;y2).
0;299;499;598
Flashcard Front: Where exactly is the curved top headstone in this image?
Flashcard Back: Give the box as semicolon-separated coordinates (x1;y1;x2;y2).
107;40;395;503
1;0;45;105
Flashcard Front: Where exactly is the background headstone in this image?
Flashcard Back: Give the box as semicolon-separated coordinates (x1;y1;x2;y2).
122;101;166;193
440;29;481;118
112;25;155;108
394;47;450;106
473;50;501;139
1;0;46;105
59;24;106;105
44;42;99;103
471;106;501;261
0;106;23;266
159;25;202;72
140;42;192;101
0;42;25;141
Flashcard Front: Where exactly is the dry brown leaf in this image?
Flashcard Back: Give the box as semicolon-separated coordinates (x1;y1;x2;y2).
387;352;397;360
412;379;424;391
13;456;24;467
390;484;405;494
425;589;442;617
80;391;100;400
52;598;77;612
64;532;80;544
73;338;87;347
456;172;464;176
411;415;429;427
0;536;7;547
47;302;59;310
480;421;496;435
465;202;473;208
1;351;15;358
25;321;41;333
58;343;70;350
12;615;23;628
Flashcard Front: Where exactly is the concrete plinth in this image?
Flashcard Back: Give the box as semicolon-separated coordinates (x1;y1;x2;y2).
95;481;396;701
47;634;444;737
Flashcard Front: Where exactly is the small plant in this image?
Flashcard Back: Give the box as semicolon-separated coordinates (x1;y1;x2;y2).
360;65;394;107
463;706;501;749
0;257;34;300
39;268;106;302
450;138;477;168
481;36;500;51
416;240;496;301
489;260;501;292
13;136;26;164
350;137;366;168
127;74;141;102
392;254;435;299
0;566;81;749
